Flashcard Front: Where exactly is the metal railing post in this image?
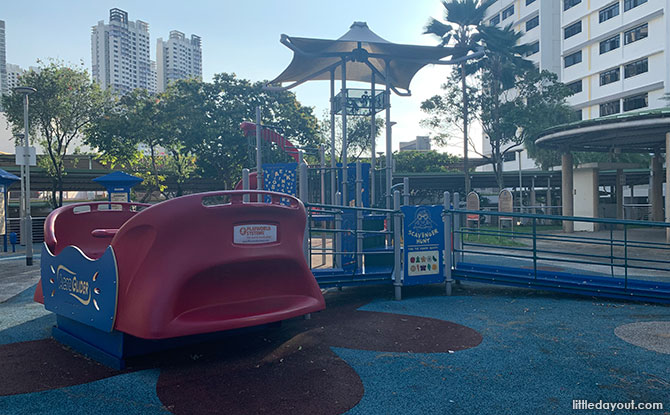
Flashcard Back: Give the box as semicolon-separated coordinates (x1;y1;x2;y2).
624;224;628;290
320;145;327;265
356;161;363;271
453;192;462;264
299;162;310;267
610;228;614;277
393;190;402;300
242;168;250;203
335;191;343;269
532;216;537;279
403;177;409;206
444;191;453;296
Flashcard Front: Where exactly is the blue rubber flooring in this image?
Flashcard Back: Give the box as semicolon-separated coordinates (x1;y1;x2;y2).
1;283;669;414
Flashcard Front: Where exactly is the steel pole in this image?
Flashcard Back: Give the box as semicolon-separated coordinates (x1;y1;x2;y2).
23;94;33;266
370;72;376;207
384;62;392;211
341;60;348;206
330;70;337;205
255;107;263;191
666;133;670;242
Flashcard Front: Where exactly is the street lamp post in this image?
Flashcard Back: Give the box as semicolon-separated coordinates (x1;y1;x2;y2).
14;86;36;266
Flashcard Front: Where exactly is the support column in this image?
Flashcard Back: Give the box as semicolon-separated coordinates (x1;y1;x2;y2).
370;72;376;207
341;60;348;206
665;133;670;242
530;176;536;215
652;150;664;222
562;151;574;233
385;62;392;211
546;177;552;216
330;70;337;205
615;169;624;220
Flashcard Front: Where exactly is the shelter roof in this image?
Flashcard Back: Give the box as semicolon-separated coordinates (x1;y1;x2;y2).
268;22;455;95
536;107;670;152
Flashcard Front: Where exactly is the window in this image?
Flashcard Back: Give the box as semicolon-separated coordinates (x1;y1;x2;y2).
503;152;516;162
599;3;619;22
525;41;540;56
564;0;581;11
526;15;539;31
574;109;583;120
564;50;582;67
624;57;648;78
623;93;648;111
600;34;620;54
489;14;500;25
624;23;648;44
526;0;536;4
502;5;514;20
624;0;647;11
567;80;583;93
564;21;582;39
600;67;620;85
600;100;620;116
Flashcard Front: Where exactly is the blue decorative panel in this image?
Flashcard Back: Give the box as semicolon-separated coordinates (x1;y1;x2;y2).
40;243;119;332
263;163;297;196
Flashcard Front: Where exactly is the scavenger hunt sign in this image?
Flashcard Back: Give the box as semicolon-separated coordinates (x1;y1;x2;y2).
401;205;445;286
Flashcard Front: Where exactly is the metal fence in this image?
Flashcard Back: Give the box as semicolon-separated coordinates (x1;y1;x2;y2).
6;217;46;244
447;203;670;302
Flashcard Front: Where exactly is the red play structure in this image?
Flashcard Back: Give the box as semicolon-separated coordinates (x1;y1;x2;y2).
240;121;300;162
36;191;325;365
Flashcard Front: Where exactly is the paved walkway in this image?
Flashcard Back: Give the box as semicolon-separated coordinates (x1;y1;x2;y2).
0;246;41;303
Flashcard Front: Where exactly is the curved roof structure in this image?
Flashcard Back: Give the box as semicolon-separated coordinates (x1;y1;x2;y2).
536;108;670;152
268;22;456;95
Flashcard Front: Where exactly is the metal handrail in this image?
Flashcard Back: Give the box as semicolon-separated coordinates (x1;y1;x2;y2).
451;208;670;228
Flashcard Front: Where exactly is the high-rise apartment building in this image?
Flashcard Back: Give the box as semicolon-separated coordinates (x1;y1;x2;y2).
156;31;202;92
561;0;669;119
0;20;8;101
91;8;153;95
479;0;670;172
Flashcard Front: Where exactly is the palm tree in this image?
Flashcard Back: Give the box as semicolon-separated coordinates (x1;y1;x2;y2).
425;0;495;194
476;25;535;191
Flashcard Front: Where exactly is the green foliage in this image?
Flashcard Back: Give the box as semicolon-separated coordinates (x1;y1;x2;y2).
319;110;384;162
420;71;479;147
394;151;460;173
86;74;320;196
1;60;111;208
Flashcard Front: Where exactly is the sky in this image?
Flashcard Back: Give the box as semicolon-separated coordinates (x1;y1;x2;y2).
1;0;479;155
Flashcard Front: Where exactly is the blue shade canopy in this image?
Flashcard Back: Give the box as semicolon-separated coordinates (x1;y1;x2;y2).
93;171;143;186
268;22;455;95
0;168;20;188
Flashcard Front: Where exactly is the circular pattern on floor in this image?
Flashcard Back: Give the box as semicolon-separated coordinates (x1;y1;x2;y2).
614;321;670;354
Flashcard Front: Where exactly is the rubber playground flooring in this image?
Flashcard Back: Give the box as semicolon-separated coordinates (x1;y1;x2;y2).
0;263;669;414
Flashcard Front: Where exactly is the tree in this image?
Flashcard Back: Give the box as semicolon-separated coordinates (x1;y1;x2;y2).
1;61;111;208
184;73;320;189
475;25;535;190
319;110;384;163
394;151;460;173
87;74;321;192
425;0;495;193
420;70;479;148
86;89;174;201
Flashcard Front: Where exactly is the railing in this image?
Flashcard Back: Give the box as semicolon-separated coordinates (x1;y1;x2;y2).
447;206;670;297
305;201;398;278
6;217;46;244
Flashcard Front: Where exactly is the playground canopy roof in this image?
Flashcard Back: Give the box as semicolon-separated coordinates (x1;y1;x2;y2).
268;22;456;95
535;107;670;152
0;168;20;189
